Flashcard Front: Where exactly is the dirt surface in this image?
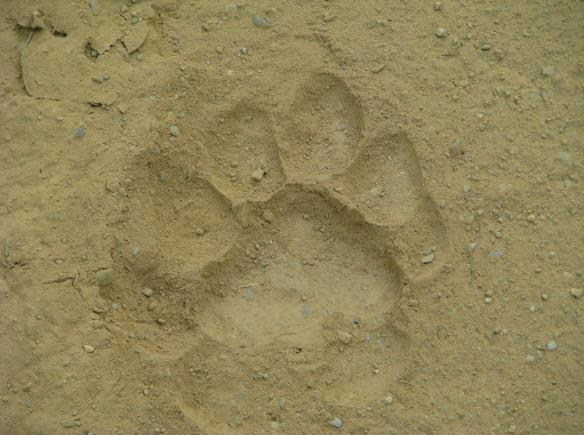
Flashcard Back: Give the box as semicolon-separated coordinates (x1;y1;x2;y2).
1;1;583;433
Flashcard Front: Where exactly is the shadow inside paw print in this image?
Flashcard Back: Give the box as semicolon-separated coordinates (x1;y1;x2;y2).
109;71;445;431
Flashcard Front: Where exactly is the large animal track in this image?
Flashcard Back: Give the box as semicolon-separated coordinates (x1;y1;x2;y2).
108;72;446;432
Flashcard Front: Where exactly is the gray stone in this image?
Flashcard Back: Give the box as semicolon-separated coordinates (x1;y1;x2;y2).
169;125;180;137
546;341;558;351
252;15;271;27
569;288;583;299
142;288;153;297
95;269;114;287
526;354;536;364
449;138;463;156
329;418;343;428
73;127;86;139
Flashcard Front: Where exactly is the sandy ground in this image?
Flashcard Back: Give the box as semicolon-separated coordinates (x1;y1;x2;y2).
1;0;583;433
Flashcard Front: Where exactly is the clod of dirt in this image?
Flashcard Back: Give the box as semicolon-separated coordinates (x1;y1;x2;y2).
251;168;265;182
17;14;45;31
261;209;274;223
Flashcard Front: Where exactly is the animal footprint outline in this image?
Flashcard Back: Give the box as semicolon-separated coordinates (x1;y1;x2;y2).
112;71;447;432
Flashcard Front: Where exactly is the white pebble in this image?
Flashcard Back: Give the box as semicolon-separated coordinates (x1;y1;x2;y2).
435;27;447;38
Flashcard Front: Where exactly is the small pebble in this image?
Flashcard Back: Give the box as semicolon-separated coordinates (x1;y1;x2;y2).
329;418;343;429
526;355;536;364
449;138;464;156
542;66;554;77
383;395;393;405
240;47;249;55
252;15;271;27
142;288;153;297
73;127;86;139
480;43;492;51
435;27;447;38
262;209;274;223
195;227;205;236
546;341;558;351
169;125;180;137
95;269;114;287
569;288;583;299
83;345;95;353
371;64;386;73
433;2;442;11
421;253;434;264
541;293;549;301
251;168;265;182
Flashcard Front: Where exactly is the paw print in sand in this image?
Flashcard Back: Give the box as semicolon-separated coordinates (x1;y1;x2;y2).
109;72;446;432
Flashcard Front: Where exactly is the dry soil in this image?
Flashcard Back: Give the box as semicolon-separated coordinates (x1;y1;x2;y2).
0;1;583;434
